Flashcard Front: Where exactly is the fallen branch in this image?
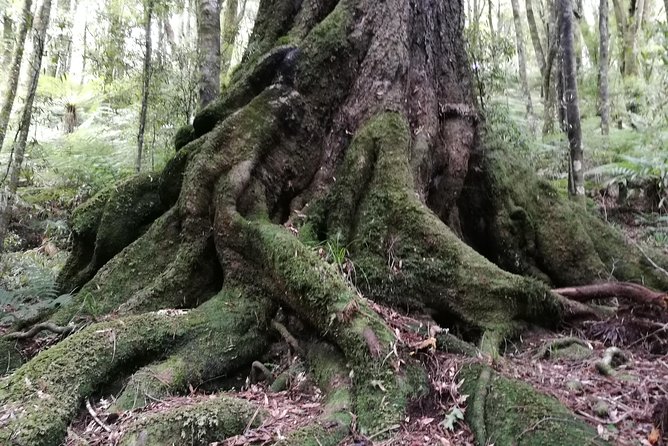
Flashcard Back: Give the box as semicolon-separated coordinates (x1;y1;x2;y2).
6;322;74;340
553;282;667;309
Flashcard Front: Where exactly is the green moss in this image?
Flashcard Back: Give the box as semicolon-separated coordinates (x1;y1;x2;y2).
119;396;264;446
0;313;192;446
296;1;354;112
460;363;609;446
473;127;668;289
173;124;195;151
324;113;561;341
115;289;274;410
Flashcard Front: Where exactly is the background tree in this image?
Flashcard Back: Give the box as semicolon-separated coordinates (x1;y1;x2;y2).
2;8;12;68
599;0;610;134
560;0;584;197
136;0;154;172
526;0;546;79
196;0;220;108
0;0;32;153
0;0;52;250
511;0;534;114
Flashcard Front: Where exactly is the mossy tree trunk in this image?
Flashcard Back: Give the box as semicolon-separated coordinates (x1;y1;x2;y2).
1;0;667;444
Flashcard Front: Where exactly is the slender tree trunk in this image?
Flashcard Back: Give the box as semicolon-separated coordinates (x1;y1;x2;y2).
488;0;494;32
526;0;546;77
664;0;668;21
622;0;644;77
0;0;52;251
543;0;559;134
0;0;32;154
47;0;72;77
560;0;584;198
2;13;13;68
598;0;610;134
511;0;534;115
136;0;154;173
197;0;220;108
80;8;87;85
220;0;239;78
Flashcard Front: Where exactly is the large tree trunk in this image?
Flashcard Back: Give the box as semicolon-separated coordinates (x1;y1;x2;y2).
599;0;610;134
0;0;52;252
511;0;534;115
0;0;32;154
1;0;667;444
196;0;220;108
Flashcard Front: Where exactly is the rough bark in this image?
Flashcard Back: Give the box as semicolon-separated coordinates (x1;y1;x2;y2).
197;0;221;108
0;0;52;252
598;0;610;134
542;0;560;134
511;0;534;115
2;0;667;444
560;0;584;198
622;0;644;77
2;12;12;68
221;0;240;78
526;0;546;78
0;0;32;154
136;0;153;173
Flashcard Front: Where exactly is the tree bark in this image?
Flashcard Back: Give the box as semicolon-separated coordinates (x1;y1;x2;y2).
598;0;610;134
511;0;534;115
0;0;52;251
526;0;546;78
1;0;667;444
136;0;153;173
488;0;494;32
560;0;584;198
220;0;239;78
196;0;220;108
622;0;644;77
2;12;12;68
543;0;560;134
0;0;32;154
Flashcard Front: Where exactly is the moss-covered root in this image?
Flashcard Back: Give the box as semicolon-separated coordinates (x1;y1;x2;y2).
57;174;165;294
118;395;264;446
0;313;192;446
277;342;353;445
460;364;610;446
224;213;427;434
470;133;668;290
324;113;561;339
114;288;275;410
0;292;274;446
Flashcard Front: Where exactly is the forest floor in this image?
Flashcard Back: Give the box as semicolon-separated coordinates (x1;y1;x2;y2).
52;296;667;446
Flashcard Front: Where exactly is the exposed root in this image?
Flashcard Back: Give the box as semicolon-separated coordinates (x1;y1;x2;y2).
5;322;73;340
554;282;668;309
532;336;593;361
250;361;275;385
114;289;275;411
595;346;629;377
272;320;304;356
460;363;610;445
118;395;263;446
